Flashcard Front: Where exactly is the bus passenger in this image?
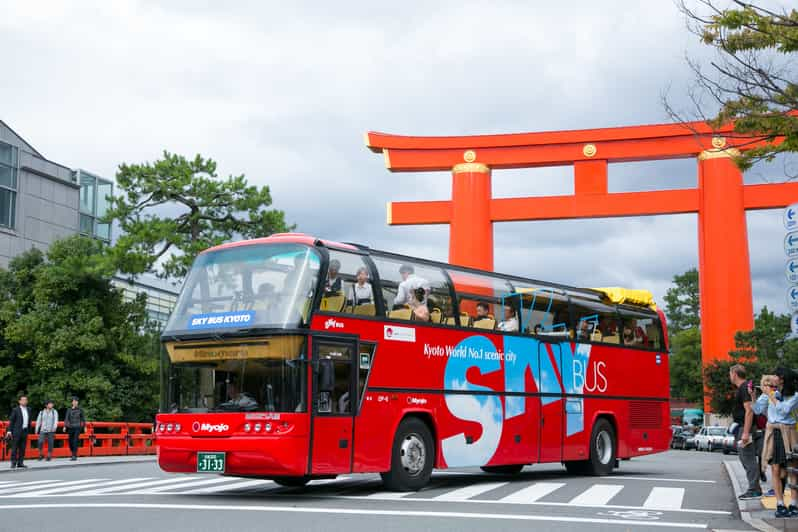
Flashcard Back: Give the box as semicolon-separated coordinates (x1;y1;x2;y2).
324;259;343;295
576;319;594;342
411;287;430;322
349;266;374;306
473;302;491;323
498;306;519;332
394;264;429;308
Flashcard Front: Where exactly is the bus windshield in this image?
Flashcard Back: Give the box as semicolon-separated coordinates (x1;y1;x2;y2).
164;243;321;335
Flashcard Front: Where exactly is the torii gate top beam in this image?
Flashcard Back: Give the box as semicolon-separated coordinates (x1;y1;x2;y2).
365;119;761;171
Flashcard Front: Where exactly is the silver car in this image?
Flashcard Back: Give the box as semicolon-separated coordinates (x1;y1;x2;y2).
694;426;727;452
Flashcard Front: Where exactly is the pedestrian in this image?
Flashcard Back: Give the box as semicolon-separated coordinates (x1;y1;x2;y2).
7;394;33;469
729;364;762;499
35;399;58;461
63;396;85;461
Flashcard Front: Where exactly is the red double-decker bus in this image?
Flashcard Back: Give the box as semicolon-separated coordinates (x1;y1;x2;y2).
156;233;670;490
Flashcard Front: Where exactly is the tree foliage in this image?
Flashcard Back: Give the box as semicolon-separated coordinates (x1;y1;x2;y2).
665;268;704;402
0;236;158;421
677;1;798;172
108;151;293;279
703;307;798;415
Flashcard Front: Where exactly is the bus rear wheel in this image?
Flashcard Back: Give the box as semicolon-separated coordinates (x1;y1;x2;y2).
480;464;524;475
586;418;616;476
381;417;434;491
273;476;310;487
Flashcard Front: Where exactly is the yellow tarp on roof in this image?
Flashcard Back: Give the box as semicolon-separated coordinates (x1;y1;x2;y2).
592;287;657;310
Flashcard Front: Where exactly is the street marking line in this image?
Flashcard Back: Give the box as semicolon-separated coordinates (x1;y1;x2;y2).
10;478;152;497
644;487;685;510
0;502;709;528
73;477;201;495
497;482;566;504
178;479;275;494
432;482;508;501
364;491;413;500
609;476;715;484
128;477;233;494
569;484;624;506
0;479;106;496
0;480;57;489
340;494;730;515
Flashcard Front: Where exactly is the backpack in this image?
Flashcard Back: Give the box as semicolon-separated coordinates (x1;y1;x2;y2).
755;412;767;431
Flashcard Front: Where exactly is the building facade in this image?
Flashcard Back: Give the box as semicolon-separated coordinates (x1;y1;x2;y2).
112;275;179;328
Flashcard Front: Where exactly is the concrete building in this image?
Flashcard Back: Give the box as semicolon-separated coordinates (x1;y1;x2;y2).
112;274;179;328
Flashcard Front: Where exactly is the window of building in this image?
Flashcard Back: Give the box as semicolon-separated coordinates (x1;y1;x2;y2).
371;255;454;324
77;170;113;241
0;141;18;229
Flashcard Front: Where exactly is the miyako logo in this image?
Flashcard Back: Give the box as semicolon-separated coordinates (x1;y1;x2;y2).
192;421;229;433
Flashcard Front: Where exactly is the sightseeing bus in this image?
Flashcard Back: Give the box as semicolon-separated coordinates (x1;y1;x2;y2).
155;233;670;491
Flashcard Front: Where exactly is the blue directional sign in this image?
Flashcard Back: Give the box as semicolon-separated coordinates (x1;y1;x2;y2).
792;314;798;336
786;203;798;230
788;287;798;311
786;232;798;257
788;260;798;284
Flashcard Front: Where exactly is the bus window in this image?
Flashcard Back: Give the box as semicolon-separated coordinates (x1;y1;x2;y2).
513;285;571;338
371;256;453;324
570;299;621;345
321;250;376;316
619;308;663;350
447;270;515;330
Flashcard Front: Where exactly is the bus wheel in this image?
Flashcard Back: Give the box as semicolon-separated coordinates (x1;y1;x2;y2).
564;460;588;474
273;476;310;487
480;464;524;475
381;418;434;491
586;418;616;476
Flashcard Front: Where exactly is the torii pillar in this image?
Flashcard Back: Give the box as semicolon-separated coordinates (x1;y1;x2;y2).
367;122;797;411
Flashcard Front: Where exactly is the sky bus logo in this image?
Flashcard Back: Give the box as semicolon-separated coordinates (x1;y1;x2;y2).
192;422;229;433
324;318;344;330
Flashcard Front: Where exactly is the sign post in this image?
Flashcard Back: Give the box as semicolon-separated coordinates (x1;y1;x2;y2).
786;204;798;338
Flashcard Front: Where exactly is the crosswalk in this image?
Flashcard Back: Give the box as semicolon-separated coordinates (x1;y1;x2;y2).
0;474;720;514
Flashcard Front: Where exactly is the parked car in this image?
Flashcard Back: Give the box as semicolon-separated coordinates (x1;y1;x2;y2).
671;427;696;450
694;425;727;451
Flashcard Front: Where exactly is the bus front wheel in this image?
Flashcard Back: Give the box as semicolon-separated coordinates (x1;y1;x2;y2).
381;417;434;491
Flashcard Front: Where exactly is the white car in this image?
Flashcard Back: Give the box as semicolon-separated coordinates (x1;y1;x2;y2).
694;426;727;451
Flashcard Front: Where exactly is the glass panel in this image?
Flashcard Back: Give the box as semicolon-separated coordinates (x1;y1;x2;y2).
371;255;454;324
321;250;374;314
0;165;15;189
571;299;621;344
164;243;321;334
358;344;375;409
619;308;663;350
448;270;516;330
513;285;570;338
0;142;12;166
79;172;95;214
315;342;353;415
166;337;307;413
0;188;14;228
94;222;111;241
96;180;112;219
79;214;94;235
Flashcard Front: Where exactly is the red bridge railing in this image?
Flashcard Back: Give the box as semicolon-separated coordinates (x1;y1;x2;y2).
0;421;155;460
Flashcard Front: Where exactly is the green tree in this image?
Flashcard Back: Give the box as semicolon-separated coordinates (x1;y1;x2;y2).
703;307;798;414
0;236;158;421
108;152;293;279
665;268;704;402
677;1;798;171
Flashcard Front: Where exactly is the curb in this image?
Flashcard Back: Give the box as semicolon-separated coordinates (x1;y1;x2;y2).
724;460;779;532
1;455;156;474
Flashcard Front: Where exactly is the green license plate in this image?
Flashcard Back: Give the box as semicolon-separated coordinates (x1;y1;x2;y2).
197;452;225;473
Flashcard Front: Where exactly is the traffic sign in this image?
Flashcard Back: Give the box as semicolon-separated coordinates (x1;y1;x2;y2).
785;203;798;230
786;232;798;257
792;314;798;336
787;259;798;284
788;287;798;311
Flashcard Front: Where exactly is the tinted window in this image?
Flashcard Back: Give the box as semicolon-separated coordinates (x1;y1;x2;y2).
448;270;517;331
372;255;453;324
571;299;622;345
513;285;571;338
619;307;663;350
321;250;376;317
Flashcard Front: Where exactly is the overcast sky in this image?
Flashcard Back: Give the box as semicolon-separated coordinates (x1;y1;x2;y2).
1;0;794;314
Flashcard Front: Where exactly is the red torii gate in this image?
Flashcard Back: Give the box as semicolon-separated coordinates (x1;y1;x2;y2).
365;120;798;410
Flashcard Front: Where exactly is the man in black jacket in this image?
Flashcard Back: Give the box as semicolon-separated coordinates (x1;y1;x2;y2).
63;397;86;461
7;395;32;469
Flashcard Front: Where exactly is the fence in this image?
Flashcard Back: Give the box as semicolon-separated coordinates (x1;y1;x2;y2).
0;421;155;460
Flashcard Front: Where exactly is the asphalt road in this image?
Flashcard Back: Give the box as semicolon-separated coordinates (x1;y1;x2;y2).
0;450;751;532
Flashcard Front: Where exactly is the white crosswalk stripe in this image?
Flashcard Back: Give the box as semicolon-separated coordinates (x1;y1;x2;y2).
0;479;105;496
179;479;275;494
432;482;508;501
129;477;234;494
643;487;686;510
568;484;624;506
72;476;202;496
12;478;152;497
497;482;566;504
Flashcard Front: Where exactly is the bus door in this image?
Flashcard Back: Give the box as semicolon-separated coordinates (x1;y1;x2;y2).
537;339;563;463
311;338;357;474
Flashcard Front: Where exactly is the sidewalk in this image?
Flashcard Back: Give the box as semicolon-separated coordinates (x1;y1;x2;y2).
725;458;798;531
2;455;155;473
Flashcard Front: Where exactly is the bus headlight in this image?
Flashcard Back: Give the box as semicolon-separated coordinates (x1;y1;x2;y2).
264;423;272;433
244;423;251;433
174;423;181;432
166;423;174;433
254;423;262;433
158;423;165;433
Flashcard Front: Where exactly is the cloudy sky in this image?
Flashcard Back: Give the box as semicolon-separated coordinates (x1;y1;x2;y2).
1;0;794;314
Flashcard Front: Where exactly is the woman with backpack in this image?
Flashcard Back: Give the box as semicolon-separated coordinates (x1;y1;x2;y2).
752;370;798;518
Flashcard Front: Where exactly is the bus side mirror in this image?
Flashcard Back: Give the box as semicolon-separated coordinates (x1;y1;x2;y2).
318;359;335;392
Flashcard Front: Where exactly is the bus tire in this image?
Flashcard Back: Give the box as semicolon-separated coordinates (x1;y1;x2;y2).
273;476;310;487
480;464;524;475
564;460;589;475
381;417;434;491
586;418;616;476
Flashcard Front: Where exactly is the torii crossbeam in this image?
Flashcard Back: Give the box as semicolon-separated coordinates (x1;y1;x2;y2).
365;120;798;410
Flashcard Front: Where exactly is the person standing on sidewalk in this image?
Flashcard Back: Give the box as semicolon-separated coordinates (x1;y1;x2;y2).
63;397;85;461
7;395;32;469
35;400;58;461
730;364;762;499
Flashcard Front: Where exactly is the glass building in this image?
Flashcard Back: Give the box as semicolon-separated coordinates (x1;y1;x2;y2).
77;169;112;242
112;275;180;328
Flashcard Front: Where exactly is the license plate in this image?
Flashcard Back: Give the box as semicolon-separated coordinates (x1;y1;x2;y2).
197;452;225;473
